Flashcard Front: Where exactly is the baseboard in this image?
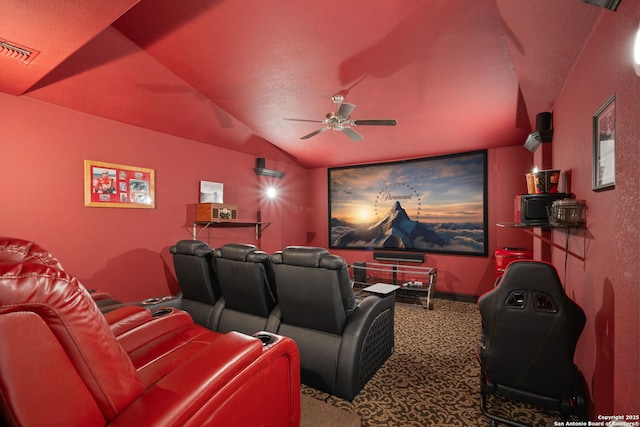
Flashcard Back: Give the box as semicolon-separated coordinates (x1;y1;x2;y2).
434;291;478;304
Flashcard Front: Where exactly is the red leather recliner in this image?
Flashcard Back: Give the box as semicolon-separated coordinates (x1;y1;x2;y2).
0;250;300;426
0;237;120;305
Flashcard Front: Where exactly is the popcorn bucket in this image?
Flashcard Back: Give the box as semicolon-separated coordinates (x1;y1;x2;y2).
534;170;560;194
525;173;536;194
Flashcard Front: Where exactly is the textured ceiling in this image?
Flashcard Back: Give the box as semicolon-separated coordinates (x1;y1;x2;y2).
1;0;603;168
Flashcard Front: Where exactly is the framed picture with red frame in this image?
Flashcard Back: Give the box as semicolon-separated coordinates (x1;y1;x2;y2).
84;160;155;208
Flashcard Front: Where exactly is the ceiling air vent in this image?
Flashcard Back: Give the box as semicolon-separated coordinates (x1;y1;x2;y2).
0;39;40;64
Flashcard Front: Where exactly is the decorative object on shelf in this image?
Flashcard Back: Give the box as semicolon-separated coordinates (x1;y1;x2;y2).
196;203;238;222
534;169;561;194
199;181;223;203
514;193;569;226
525;172;536;194
84;160;155;209
546;199;585;226
592;94;616;191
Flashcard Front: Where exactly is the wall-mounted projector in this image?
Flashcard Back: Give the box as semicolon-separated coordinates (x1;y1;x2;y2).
524;112;553;153
253;158;285;178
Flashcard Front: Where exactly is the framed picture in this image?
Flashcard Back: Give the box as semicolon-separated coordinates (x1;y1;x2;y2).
84;160;155;208
328;150;488;256
592;94;616;191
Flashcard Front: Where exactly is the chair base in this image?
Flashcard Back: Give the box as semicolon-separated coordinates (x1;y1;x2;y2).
479;371;588;427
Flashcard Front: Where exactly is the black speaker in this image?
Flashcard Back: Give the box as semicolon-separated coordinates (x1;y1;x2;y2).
535;112;553;143
373;251;424;263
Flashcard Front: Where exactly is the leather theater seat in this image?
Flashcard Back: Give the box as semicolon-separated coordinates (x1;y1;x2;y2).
0;236;121;308
271;245;395;401
168;240;222;329
477;260;587;426
0;258;301;426
213;243;280;334
0;236;190;351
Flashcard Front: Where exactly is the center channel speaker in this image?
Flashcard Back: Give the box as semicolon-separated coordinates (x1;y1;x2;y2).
373;251;424;263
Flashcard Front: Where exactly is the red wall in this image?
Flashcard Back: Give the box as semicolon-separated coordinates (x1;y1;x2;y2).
0;93;308;301
544;3;640;417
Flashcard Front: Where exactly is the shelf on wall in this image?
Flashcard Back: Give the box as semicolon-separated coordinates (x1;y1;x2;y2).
193;221;272;240
496;222;585;261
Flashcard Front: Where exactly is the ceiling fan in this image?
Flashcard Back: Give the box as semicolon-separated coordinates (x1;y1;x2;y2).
284;94;397;142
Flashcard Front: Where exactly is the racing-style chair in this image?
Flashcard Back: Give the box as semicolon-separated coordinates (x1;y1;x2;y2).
477;260;587;426
271;246;395;401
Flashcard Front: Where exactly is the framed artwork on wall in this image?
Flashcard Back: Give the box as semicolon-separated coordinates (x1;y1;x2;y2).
84;160;155;208
592;94;616;192
328;150;488;256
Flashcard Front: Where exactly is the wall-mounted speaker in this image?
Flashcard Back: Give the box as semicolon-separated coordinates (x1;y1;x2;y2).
524;112;553;152
535;112;553;142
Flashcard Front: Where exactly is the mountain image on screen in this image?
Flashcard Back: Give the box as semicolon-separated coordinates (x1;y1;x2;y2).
331;201;484;253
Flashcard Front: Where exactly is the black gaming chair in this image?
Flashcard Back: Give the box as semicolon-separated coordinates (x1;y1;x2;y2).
271;246;395;401
477;260;587;426
212;243;280;335
169;240;222;330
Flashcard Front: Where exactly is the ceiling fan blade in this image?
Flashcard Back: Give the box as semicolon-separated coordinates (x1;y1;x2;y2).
283;118;324;123
342;126;364;142
336;102;356;120
301;127;330;139
352;119;398;126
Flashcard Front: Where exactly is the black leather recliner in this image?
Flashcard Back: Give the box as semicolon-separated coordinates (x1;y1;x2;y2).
477;260;587;426
271;246;395;401
213;243;280;335
169;240;222;330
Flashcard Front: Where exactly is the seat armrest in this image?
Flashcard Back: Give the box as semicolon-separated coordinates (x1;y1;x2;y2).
342;294;395;340
109;332;300;427
336;294;395;400
104;305;153;336
117;309;195;354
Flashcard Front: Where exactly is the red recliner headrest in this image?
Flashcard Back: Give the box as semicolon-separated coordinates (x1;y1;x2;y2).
0;262;145;421
0;236;64;270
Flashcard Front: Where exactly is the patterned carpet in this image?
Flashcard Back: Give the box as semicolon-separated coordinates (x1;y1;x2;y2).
301;300;574;426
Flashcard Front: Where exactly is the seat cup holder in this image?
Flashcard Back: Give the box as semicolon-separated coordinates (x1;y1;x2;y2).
152;308;173;317
253;333;277;347
141;295;175;305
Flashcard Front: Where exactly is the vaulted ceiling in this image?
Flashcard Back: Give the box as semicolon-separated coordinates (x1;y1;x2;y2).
1;0;604;168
